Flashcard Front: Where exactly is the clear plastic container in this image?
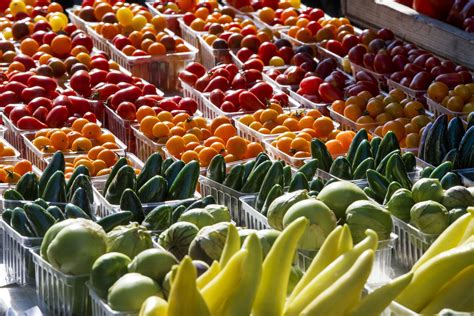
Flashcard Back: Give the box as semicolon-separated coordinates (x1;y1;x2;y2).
201;93;247;120
87;26;111;55
197;35;232;69
199;175;250;225
87;282;137;316
93;179;199;218
262;137;309;168
329;105;382;131
391;215;438;269
288;90;331;116
132;125;166;162
104;106;136;153
43;153;143;183
350;62;388;90
177;18;204;53
1;219;42;286
146;2;184;35
66;7;98;33
387;79;427;103
107;33;198;92
22;129;127;170
31;248;91;316
239;195;270;230
426;95;468;119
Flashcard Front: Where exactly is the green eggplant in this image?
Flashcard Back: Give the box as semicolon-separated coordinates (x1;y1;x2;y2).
42;171;66;203
119;188;144;222
137;153;162;190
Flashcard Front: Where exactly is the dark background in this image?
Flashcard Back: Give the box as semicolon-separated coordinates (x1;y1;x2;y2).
57;0;342;16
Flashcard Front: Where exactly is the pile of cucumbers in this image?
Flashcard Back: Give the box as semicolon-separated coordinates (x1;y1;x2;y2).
311;129;417;181
419;115;474;168
102;153;199;206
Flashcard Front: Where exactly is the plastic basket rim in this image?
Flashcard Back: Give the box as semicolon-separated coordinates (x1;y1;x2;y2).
21;127;127;158
107;32;198;63
0;218;43;244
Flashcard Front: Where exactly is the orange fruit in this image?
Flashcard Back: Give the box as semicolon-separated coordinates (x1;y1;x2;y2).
166;136;185;156
51;35;72;56
20;38;39;56
96;148;117;167
82;123;102;139
213;124;236;143
50;131;68;150
71;137;93;152
198;147;218;167
13;160;32;175
226;136;248;159
313;117;334;138
325;139;345;156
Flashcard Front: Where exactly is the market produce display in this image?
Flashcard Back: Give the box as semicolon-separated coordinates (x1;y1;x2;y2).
0;0;473;315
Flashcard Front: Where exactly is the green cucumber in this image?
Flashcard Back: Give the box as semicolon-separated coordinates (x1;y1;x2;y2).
346;129;369;164
298;159;318;181
138;175;168;203
137;153;162;190
119;189;144;222
206;154;226;184
311;138;333;172
329;157;352;180
352;157;375;180
288;172;309;192
96;211;133;233
167;161;200;200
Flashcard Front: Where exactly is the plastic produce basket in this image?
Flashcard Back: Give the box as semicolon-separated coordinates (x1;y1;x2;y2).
107;34;198;92
329;105;382;131
199;175;250;225
146;2;183;35
105;106;136;153
387;79;427;103
31;248;91;316
132;125;166;162
288;90;331;116
391;215;438;269
88;282;137;316
239;195;270;230
93;179;199;218
1;219;42;286
197;35;232;69
87;26;111;55
200;93;247;120
22;129;127;170
43;153;143;183
177;18;203;52
426;95;468;119
262;137;308;168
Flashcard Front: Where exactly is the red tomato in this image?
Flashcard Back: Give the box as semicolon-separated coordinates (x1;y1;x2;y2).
28;97;52;112
243;58;264;72
46;106;69;128
318;83;344;102
204;76;230;93
142;83;158;95
239;91;266;111
70;70;91;97
249;82;273;103
17;117;48;130
10;106;31;125
178;98;198;115
5;81;27;96
109;86;142;108
69;96;92;115
221;101;238;112
178;70;198;86
89;69;108;87
158;99;179;112
32;106;48;123
185;62;206;77
93;84;120;101
117;102;137;120
27;75;57;94
83;112;97;123
21;86;47;103
300;76;323;95
258;42;278;64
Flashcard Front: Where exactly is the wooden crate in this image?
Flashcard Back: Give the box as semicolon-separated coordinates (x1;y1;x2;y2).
341;0;474;69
